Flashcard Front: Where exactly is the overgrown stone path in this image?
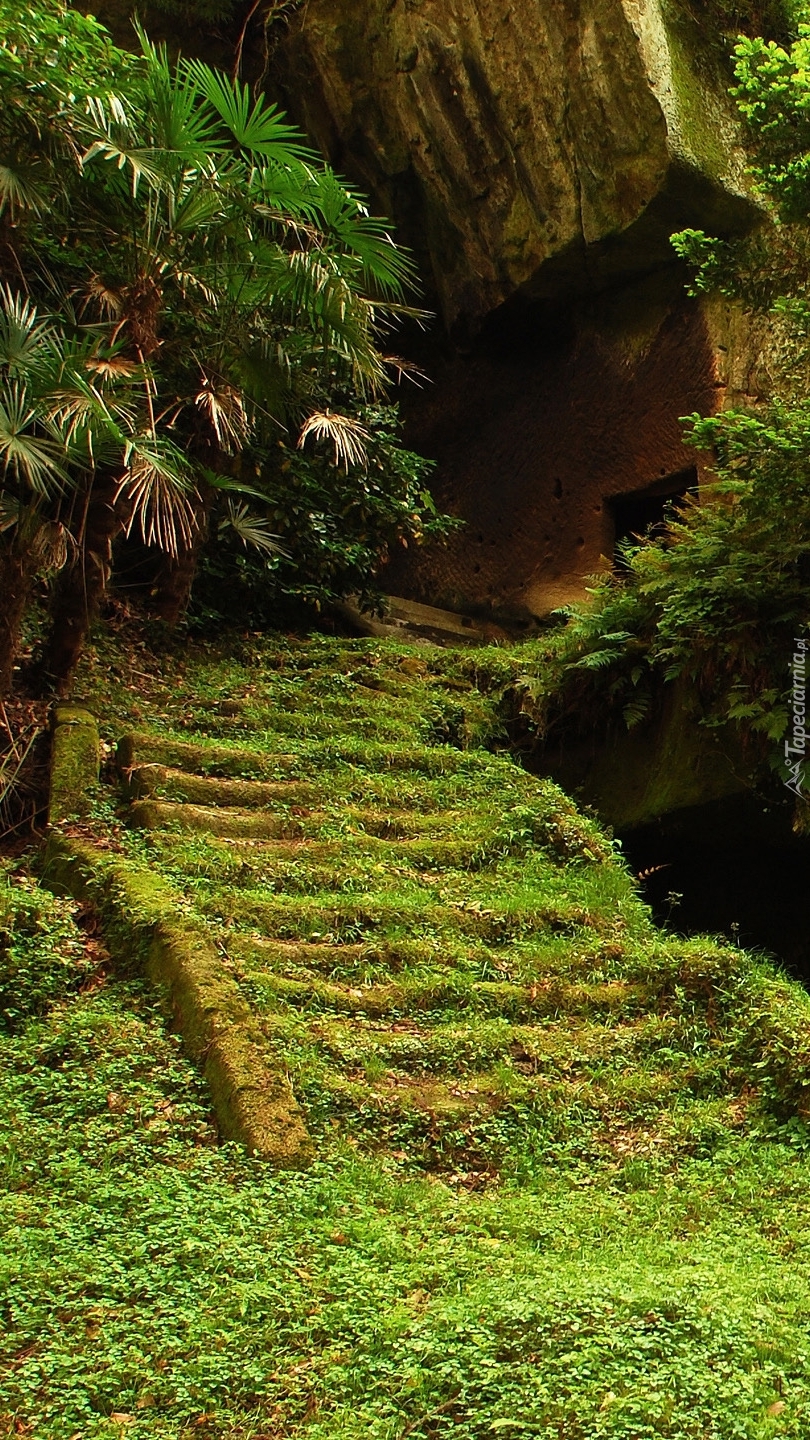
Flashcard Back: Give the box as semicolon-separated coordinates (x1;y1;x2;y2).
11;633;810;1437
48;637;810;1175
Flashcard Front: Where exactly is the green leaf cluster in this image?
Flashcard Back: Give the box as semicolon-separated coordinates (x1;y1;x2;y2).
0;1;443;692
536;10;810;791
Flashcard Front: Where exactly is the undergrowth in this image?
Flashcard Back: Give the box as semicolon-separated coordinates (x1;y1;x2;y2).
5;629;810;1436
4;902;810;1437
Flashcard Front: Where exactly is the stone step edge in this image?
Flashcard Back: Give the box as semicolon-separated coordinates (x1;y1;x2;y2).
130;799;293;838
117;730;496;777
241;968;649;1020
41;832;312;1168
126;764;318;809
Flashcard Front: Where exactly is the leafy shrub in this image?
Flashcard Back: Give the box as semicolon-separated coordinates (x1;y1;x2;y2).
0;868;90;1029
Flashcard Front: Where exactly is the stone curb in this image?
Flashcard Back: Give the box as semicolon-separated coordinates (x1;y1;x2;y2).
41;831;313;1167
48;704;100;824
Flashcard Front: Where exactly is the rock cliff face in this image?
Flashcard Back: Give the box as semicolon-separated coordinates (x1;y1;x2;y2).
281;0;757;333
276;0;768;618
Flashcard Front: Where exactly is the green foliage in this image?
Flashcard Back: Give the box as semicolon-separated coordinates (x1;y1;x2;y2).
0;865;89;1029
195;404;454;623
543;403;810;765
6;633;810;1435
733;24;810;219
0;1;442;688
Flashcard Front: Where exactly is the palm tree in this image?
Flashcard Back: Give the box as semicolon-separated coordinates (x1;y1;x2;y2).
18;28;422;690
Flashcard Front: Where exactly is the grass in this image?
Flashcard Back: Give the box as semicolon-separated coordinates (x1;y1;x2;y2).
4;625;810;1436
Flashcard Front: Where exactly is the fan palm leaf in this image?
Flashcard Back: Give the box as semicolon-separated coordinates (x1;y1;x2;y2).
120;434;199;554
184;61;312;164
298;410;371;470
219;498;285;555
0;159;49;217
0;288;56;375
0;382;65;496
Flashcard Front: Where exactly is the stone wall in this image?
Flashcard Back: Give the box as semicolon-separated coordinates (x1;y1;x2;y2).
275;0;769;619
386;271;720;617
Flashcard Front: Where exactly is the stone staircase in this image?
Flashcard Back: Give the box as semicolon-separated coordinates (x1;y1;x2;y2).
68;638;780;1177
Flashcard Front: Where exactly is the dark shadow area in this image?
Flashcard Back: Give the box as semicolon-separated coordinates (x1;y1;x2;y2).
619;793;810;982
608;466;697;553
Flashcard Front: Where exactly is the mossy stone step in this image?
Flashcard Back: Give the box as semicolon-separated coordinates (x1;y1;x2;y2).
289;1063;696;1153
147;830;521;873
118;730;506;780
224;933;625;984
261;1010;702;1080
130;800;302;839
236;964;654;1022
204;891;596;942
118;733;299;780
127;764;318;809
227;934;496;980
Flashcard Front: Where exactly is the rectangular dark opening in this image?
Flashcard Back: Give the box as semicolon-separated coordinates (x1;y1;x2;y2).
608;466;698;558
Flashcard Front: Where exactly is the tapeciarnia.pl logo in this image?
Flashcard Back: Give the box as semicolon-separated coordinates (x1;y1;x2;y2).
785;636;808;797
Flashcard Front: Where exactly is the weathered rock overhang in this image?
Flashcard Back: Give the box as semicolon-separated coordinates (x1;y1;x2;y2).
274;0;768;620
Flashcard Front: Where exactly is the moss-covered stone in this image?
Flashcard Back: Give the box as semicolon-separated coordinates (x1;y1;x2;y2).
545;680;749;831
128;764;318;808
117;733;298;779
48;705;100;824
130;799;297;839
40;832;312;1166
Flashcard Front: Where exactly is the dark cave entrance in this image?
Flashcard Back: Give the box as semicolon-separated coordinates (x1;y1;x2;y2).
618;794;810;984
608;466;698;556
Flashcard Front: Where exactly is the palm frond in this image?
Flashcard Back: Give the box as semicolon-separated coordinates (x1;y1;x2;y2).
82;135;168;197
0;287;55;375
0;382;65;496
264;249;388;391
0;160;49;217
172;181;226;235
219;499;286;555
84;275;124;319
303;167;418;298
47;360;136;464
298;410;370;470
135;26;219;159
0;492;20;533
185;61;312;164
195;376;250;452
382;354;429;386
84;355;138;381
202;469;272;504
120;436;199;554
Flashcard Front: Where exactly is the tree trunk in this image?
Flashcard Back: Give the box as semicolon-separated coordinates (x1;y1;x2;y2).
151;489;212;626
0;540;36;699
44;475;124;696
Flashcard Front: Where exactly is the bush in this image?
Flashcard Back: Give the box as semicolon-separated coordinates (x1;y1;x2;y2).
0;868;90;1029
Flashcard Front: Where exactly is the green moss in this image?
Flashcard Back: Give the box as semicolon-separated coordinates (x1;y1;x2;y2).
48;706;100;824
128;764;318;808
41;833;312;1165
13;629;810;1436
130;798;295;838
